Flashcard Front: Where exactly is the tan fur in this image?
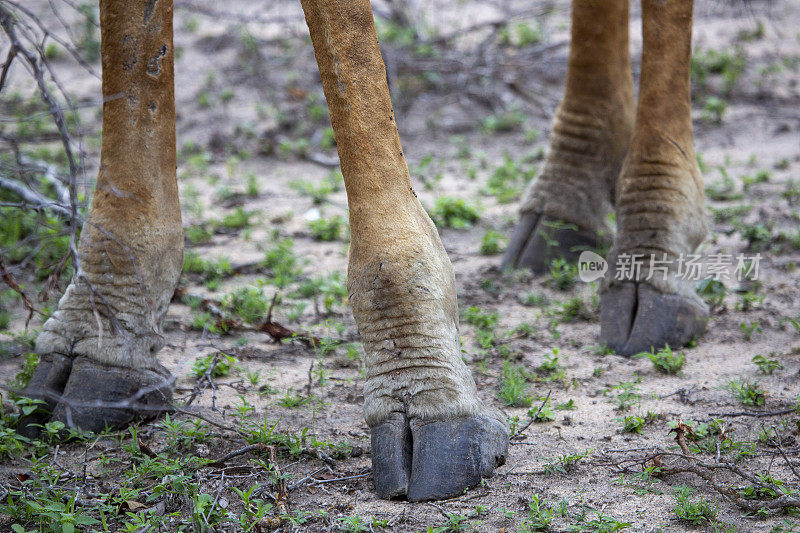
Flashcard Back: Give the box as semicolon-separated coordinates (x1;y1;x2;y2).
36;0;182;374
604;0;707;303
519;0;635;237
515;0;706;301
300;0;504;428
35;0;704;430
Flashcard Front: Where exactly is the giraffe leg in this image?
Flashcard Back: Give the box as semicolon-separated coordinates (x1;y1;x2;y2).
503;0;634;272
20;0;182;435
600;0;708;355
301;0;508;501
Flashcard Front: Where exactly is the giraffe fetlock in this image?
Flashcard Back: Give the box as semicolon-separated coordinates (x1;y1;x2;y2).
503;98;632;272
600;132;709;356
348;222;508;501
21;224;182;435
504;0;633;273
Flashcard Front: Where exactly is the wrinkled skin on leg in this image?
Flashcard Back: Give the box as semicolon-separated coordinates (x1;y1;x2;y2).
503;0;634;272
600;0;708;355
21;0;182;435
301;0;508;501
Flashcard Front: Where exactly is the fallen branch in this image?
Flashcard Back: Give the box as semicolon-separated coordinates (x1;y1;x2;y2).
597;445;800;514
0;251;39;327
511;389;551;440
172;287;321;347
708;409;796;418
206;443;270;467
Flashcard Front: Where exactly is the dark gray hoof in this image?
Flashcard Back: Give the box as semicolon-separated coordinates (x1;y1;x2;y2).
17;353;73;438
371;413;508;501
600;282;708;356
16;355;173;437
371;412;413;499
502;213;603;273
51;357;173;433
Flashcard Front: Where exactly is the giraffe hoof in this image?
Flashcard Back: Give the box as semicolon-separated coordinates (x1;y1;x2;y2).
600;282;708;356
16;353;72;439
371;413;508;501
17;356;172;437
501;213;604;273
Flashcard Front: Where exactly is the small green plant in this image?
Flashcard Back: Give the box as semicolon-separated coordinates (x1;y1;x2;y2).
232;484;272;530
428;197;480;229
529;397;555;423
498;362;532;407
674;485;718;525
23;494;100;533
605;380;641;411
553;296;592;323
224;286;269;325
620;415;646;434
245;367;262;386
183;252;233;282
263;236;304;288
221;207;254;230
708;204;752;224
542;450;591;476
741;169;771;191
726;378;765;406
290;171;343;204
193;492;231;527
536;349;565;382
191;353;236;378
337;514;370;532
523;494;554;531
185;224;214;244
555;399;576;411
735;291;764;311
190;311;231;334
480;107;525;133
740;320;762;340
701;96;727;124
782;180;800;206
483;153;536;203
705;168;741;201
479;228;507;255
519;292;548;307
462;306;499;331
277;391;309;408
695;278;726;309
498;22;542;48
752;354;782;375
691;47;745;94
309;214;347;241
546;258;578;291
736;221;773;252
296;272;348;314
636;345;685;374
12;353;39;389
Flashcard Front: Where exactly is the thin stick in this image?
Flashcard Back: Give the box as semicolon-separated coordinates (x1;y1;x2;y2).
511;390;551;439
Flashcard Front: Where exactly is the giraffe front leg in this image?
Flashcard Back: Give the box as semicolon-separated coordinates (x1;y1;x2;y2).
600;0;708;355
20;0;182;435
503;0;634;272
301;0;508;500
349;214;507;501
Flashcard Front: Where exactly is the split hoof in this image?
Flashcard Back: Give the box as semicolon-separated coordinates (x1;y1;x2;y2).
371;413;508;501
600;282;708;356
502;213;603;273
17;356;172;436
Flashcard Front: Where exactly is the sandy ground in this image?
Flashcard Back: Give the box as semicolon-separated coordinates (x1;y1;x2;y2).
1;0;800;531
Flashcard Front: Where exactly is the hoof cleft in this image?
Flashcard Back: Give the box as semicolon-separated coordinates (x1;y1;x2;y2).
370;414;508;501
